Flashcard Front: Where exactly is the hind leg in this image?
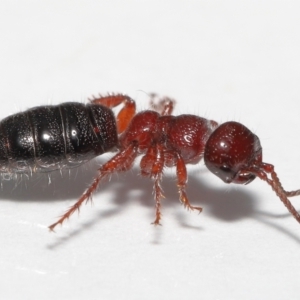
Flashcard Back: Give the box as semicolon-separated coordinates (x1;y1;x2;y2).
90;94;136;133
49;142;138;231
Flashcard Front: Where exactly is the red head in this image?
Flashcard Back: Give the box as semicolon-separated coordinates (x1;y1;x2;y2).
204;121;263;184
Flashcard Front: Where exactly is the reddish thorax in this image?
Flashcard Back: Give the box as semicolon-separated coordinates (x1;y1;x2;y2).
120;111;218;167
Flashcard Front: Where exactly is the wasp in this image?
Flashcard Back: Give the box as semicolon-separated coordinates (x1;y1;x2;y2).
0;94;299;230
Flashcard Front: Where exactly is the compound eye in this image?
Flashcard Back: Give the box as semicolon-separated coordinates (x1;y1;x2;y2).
217;165;236;183
220;165;231;173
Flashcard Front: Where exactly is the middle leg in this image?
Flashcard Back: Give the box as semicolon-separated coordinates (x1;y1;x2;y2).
140;144;165;225
149;93;175;116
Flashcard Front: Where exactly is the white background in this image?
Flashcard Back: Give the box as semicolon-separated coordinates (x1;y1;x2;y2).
0;1;300;299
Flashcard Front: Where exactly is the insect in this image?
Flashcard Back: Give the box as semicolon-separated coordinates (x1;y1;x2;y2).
1;93;300;230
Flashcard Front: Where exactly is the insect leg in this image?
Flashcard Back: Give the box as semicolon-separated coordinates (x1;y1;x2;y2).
49;142;138;231
149;93;175;116
90;94;136;133
140;144;165;225
175;153;203;213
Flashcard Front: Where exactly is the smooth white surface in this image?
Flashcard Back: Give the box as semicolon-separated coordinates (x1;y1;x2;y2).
0;1;300;299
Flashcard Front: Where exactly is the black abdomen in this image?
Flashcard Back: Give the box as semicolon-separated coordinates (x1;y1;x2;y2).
0;102;118;173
